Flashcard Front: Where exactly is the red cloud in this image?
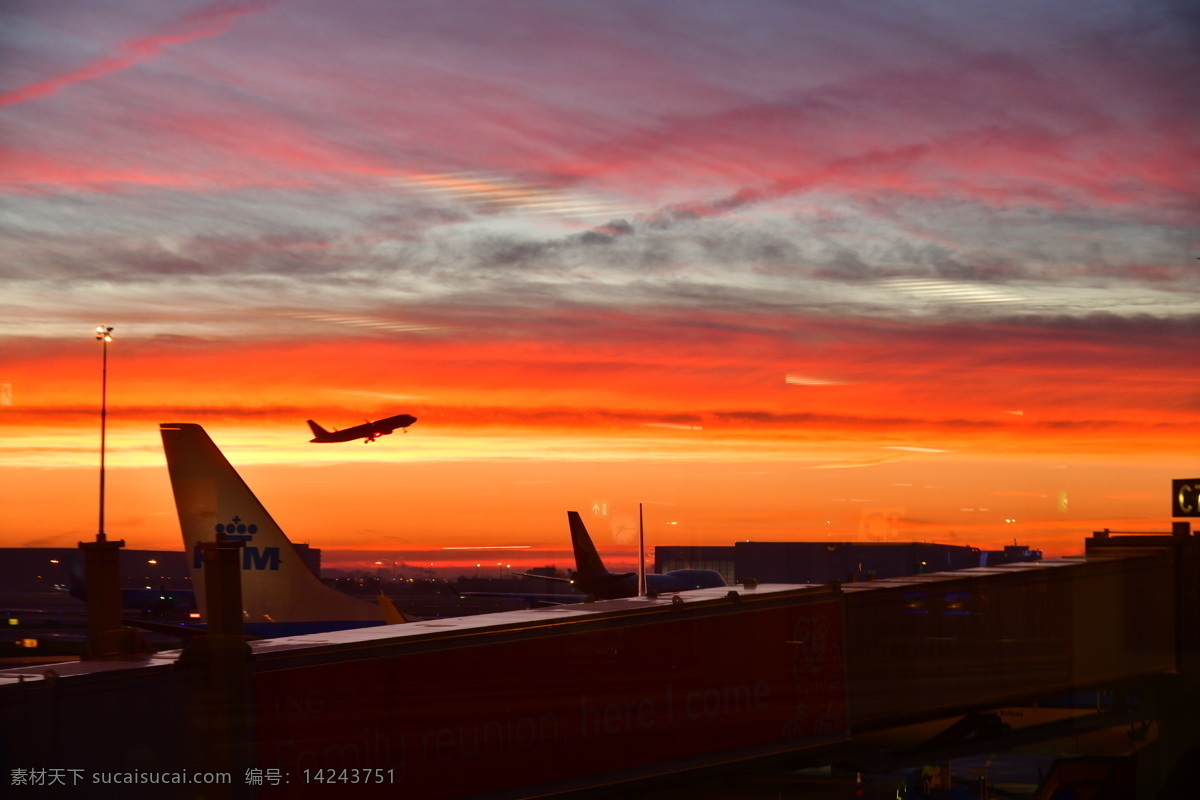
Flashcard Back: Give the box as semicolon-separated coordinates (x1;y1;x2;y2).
0;0;275;108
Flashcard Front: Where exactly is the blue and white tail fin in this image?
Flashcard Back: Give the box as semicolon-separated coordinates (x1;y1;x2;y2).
160;423;404;636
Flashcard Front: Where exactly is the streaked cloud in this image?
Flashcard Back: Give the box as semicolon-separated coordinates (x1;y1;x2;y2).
0;0;1196;556
0;0;275;108
786;376;847;387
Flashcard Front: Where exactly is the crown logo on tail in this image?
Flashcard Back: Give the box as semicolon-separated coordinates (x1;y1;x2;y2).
215;516;258;539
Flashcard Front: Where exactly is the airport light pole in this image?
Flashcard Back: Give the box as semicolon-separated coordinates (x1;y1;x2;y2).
638;503;646;598
95;325;113;542
80;324;144;658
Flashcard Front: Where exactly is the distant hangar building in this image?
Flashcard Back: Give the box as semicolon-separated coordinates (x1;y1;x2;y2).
655;542;1042;586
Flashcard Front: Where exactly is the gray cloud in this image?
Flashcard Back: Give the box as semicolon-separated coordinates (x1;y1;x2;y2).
1;0;1196;347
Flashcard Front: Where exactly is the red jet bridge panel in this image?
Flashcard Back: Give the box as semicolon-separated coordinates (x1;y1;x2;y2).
254;588;846;798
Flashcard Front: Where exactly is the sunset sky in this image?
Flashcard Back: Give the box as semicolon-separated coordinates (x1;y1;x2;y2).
2;0;1197;572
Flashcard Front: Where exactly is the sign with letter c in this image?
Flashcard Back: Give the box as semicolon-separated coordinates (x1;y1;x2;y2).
1173;479;1200;518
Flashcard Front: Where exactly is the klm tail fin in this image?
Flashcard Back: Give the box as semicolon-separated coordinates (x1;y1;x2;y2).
568;511;608;576
160;423;397;634
306;419;328;438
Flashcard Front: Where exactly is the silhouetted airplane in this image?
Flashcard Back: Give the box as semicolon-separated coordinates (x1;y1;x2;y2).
525;511;728;600
307;414;417;444
160;423;407;637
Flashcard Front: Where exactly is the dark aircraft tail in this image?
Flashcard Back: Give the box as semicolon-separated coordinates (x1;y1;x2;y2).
568;511;608;576
306;419;329;439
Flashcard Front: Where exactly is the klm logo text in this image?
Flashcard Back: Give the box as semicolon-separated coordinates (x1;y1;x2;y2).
193;516;282;571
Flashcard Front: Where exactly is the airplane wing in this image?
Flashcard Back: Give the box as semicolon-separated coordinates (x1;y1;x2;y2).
121;618;231;641
461;572;588;606
375;594;409;624
513;571;575;585
458;591;587;608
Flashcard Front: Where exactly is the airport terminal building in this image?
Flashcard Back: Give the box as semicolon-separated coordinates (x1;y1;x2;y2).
656;541;1042;585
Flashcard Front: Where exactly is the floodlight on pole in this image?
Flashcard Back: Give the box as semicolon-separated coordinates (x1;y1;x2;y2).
95;325;113;542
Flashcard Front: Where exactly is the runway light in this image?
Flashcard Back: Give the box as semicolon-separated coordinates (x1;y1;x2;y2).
7;618;18;626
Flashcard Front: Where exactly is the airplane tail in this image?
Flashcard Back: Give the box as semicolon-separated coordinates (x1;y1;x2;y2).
306;419;329;439
568;511;608;576
160;423;396;635
66;562;86;602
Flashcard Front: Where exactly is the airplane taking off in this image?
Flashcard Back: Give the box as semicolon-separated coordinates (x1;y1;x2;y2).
160;423;406;637
526;511;728;600
307;414;416;444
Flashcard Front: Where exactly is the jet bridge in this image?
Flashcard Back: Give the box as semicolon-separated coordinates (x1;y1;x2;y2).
1;528;1196;799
